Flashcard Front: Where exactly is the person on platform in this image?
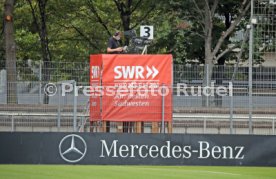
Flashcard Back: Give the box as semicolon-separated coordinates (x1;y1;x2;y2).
107;31;124;54
106;31;133;133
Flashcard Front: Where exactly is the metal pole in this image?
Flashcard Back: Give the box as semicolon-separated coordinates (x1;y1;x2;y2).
206;64;209;107
39;61;42;104
161;84;165;133
100;76;103;131
230;82;234;134
142;45;148;55
11;115;14;132
248;0;254;134
80;116;84;132
73;81;77;132
203;117;206;134
273;118;275;135
57;85;61;132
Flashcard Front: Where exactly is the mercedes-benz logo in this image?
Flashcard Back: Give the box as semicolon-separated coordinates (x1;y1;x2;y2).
59;134;87;163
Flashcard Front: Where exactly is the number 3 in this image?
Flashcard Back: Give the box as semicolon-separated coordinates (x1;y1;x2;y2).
144;27;151;37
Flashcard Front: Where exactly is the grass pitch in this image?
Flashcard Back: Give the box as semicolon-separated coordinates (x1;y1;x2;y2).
0;165;276;179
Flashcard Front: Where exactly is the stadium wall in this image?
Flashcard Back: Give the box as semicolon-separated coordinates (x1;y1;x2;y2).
0;132;276;166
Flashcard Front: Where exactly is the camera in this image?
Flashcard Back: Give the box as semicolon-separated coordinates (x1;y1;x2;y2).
123;30;152;54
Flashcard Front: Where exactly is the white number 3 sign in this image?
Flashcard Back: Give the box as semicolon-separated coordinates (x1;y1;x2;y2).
140;26;154;40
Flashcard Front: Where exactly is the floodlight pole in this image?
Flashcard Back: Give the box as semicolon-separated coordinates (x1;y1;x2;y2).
248;0;254;134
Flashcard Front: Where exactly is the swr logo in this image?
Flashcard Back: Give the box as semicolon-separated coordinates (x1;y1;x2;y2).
114;66;159;80
91;66;100;79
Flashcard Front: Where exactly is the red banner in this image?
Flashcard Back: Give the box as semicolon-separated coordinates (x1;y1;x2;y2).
102;55;172;84
90;55;102;121
90;54;173;122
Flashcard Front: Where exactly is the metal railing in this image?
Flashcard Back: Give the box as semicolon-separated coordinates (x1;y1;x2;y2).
0;61;276;134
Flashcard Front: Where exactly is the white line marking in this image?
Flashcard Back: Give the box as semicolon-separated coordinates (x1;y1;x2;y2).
131;167;241;176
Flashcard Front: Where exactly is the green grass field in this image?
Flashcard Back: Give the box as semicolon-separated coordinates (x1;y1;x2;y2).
0;165;276;179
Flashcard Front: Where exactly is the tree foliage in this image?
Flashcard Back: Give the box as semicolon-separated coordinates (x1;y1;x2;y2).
0;0;256;66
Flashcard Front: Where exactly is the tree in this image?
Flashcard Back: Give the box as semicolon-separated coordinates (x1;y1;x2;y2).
4;0;17;104
27;0;52;104
7;1;255;107
13;0;171;66
167;0;250;106
0;1;5;70
195;0;251;106
85;0;157;46
112;0;156;44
